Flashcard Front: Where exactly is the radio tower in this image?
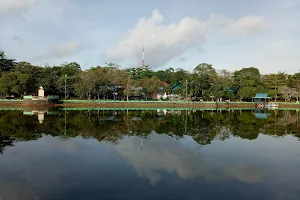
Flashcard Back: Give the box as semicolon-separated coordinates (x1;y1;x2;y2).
142;47;145;69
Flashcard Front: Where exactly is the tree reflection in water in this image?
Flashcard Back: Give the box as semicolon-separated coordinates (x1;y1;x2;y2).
0;109;299;153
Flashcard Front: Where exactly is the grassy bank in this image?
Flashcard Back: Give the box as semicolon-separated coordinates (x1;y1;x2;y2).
58;100;255;108
0;99;300;108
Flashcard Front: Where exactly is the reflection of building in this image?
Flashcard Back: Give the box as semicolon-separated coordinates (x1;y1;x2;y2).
23;108;58;124
253;109;271;119
156;109;181;116
97;136;106;142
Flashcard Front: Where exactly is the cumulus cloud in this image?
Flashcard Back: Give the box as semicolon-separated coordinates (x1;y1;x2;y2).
33;41;81;61
0;0;41;14
105;9;265;68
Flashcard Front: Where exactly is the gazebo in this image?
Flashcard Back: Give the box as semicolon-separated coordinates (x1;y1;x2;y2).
253;93;271;108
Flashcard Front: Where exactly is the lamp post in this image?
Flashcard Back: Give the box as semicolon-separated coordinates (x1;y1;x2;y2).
65;74;67;100
186;80;188;100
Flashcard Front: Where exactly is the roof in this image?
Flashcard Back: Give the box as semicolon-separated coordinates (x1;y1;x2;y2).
254;93;270;99
171;82;181;91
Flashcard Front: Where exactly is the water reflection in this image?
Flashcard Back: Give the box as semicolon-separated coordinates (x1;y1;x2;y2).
115;134;264;185
22;107;59;124
0;109;299;153
0;109;300;200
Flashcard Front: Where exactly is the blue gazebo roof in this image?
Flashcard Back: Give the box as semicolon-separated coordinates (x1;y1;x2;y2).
254;93;270;99
171;82;181;91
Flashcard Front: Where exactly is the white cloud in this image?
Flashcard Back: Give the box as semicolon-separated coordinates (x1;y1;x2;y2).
0;0;41;14
105;9;265;68
222;16;266;35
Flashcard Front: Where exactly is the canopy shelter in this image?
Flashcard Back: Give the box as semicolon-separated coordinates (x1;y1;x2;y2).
253;93;271;108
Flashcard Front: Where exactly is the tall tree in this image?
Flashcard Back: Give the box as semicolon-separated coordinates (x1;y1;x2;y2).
75;70;97;99
139;76;164;100
156;70;172;84
191;63;216;97
233;67;264;101
92;67;110;99
278;86;298;102
35;66;60;95
210;69;235;100
0;71;32;97
261;72;289;101
0;51;15;76
172;68;189;85
57;62;81;77
106;67;128;100
14;62;41;94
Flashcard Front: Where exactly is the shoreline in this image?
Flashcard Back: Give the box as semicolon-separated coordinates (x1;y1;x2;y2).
0;100;299;109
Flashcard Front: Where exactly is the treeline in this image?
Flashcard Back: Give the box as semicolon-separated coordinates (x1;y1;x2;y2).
1;51;299;101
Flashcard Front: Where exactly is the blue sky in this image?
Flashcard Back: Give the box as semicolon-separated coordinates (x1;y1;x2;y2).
0;0;299;74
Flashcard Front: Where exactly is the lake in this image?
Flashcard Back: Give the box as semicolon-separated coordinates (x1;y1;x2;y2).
0;108;300;200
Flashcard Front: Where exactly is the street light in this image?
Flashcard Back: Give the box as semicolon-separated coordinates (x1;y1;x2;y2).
186;80;188;100
65;74;67;100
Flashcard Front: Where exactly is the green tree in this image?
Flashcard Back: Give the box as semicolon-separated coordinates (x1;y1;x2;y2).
124;77;134;101
0;71;32;97
92;67;110;99
139;76;164;99
106;67;128;100
261;72;289;101
233;67;264;101
171;68;189;84
210;69;235;100
75;70;97;99
0;51;15;75
57;62;81;77
35;66;60;95
14;62;41;74
155;70;172;84
140;66;155;79
191;63;216;97
127;67;144;80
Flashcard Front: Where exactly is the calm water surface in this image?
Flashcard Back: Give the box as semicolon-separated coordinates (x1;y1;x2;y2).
0;109;300;200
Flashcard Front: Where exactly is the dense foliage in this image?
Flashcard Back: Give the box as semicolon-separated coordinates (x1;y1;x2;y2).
0;51;299;101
